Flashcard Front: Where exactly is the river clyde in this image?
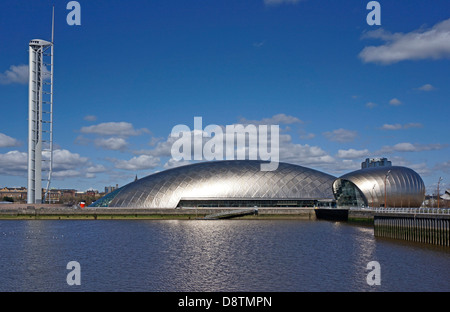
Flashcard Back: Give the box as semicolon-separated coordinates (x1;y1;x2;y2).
0;219;448;292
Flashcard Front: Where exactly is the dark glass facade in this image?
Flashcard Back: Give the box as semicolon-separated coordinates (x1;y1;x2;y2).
178;199;336;208
90;187;123;207
332;179;367;208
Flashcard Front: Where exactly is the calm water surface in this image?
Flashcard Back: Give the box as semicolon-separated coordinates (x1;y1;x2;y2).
0;219;449;292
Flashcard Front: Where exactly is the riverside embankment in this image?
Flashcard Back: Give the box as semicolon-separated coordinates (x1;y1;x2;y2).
0;204;318;220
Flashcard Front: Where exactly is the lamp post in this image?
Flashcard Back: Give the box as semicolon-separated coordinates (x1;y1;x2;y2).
384;170;391;208
371;184;376;209
438;177;443;209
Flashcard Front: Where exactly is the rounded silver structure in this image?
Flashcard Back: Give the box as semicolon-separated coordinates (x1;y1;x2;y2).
333;166;425;208
91;160;337;208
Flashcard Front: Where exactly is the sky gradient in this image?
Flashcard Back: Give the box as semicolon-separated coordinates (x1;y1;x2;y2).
0;0;449;195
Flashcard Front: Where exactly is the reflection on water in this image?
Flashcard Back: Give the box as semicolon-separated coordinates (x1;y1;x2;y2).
0;220;448;292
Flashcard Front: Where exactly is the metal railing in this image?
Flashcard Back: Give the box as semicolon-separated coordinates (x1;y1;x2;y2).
374;207;450;215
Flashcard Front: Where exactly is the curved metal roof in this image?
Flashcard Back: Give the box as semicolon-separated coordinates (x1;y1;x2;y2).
333;166;425;208
29;39;52;47
92;160;337;208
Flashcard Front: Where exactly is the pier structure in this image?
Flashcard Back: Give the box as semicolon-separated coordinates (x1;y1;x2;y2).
373;208;450;246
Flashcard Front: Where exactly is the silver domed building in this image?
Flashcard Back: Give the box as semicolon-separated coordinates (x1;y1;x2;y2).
91;160;337;208
92;158;426;209
333;165;425;208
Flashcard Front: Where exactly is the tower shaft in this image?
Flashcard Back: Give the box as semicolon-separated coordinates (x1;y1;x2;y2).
27;38;53;204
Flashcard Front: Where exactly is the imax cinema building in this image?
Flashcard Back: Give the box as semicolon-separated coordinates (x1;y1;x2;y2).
91;158;426;209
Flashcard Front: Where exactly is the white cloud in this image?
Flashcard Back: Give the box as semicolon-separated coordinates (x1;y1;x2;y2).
0;149;92;178
366;102;377;109
47;149;89;171
378;142;447;153
336;148;370;159
0;151;28;176
83;165;108;179
298;129;315;140
133;116;335;170
407;163;431;176
323;128;358;142
433;161;450;175
381;124;402;130
388;156;432;176
380;123;423;130
0;148;111;184
0;133;20;148
134;117;293;159
83;115;97;122
134;114;306;162
253;40;266;48
239;113;303;125
87;164;107;173
249;133;335;169
389;98;402;106
113;155;160;171
417;83;436;91
0;64;29;85
74;135;91;146
359;18;450;64
403;123;423;129
133;136;179;158
80;122;149;137
52;170;83;178
94;137;128;151
279;142;335;166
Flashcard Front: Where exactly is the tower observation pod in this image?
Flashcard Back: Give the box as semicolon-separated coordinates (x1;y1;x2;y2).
27;8;54;204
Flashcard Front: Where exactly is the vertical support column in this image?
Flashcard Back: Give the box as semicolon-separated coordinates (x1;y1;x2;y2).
35;47;43;204
27;46;36;203
27;39;52;204
27;45;42;204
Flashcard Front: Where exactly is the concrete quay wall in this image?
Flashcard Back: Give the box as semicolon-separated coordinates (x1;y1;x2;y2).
348;209;374;222
0;204;317;220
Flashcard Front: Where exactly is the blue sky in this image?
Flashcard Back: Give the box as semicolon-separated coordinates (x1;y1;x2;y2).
0;0;449;194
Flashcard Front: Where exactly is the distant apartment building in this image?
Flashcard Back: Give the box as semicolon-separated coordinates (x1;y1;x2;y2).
85;190;98;196
0;187;98;203
105;184;119;194
0;187;28;201
361;157;392;169
46;189;77;203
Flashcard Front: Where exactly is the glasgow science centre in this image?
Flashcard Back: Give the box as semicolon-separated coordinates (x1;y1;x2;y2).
91;158;425;210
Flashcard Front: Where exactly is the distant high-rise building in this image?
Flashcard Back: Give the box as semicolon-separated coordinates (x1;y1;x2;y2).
361;158;392;169
105;184;119;194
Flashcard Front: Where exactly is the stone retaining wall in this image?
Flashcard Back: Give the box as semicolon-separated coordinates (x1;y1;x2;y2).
0;204;316;220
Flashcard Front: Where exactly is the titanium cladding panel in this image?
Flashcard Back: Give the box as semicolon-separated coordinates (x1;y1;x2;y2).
333;166;425;208
101;160;337;208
